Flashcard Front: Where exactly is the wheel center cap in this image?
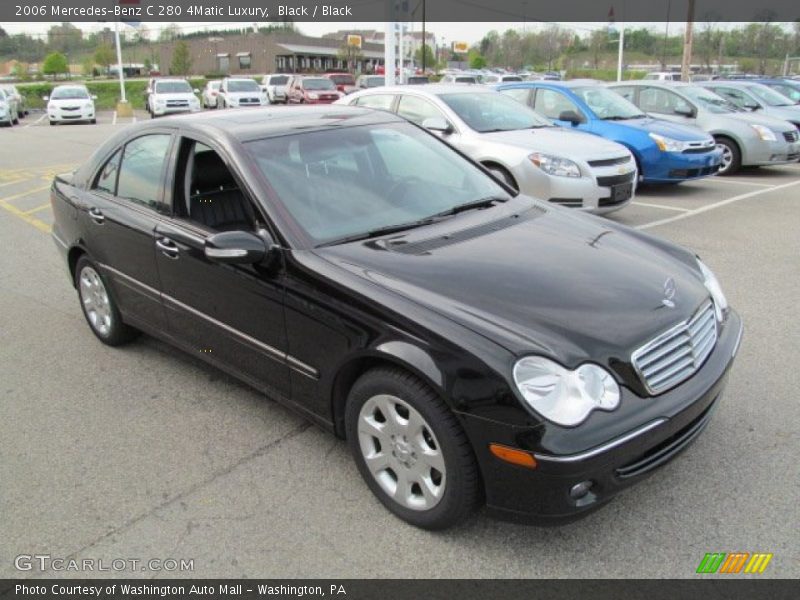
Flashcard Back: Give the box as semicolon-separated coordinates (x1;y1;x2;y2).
392;439;416;467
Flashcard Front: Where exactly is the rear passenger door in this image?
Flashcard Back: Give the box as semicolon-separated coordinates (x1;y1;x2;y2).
154;136;291;400
79;132;173;333
532;87;586;129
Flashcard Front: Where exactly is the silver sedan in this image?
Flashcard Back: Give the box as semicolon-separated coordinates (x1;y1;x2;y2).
337;85;637;215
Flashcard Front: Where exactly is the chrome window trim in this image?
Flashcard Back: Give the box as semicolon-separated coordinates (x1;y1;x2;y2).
534;419;667;463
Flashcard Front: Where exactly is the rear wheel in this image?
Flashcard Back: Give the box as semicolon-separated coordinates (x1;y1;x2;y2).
345;367;481;530
75;256;139;346
715;136;741;175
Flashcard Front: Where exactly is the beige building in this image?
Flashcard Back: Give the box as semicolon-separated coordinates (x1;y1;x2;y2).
155;32;386;76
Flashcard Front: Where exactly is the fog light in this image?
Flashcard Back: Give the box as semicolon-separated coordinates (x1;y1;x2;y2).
569;480;594;500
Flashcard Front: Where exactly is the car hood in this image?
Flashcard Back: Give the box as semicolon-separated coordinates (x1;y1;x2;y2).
610;115;711;141
317;197;709;382
227;90;262;98
762;105;800;121
49;98;93;106
709;110;798;132
481;127;631;160
153;93;196;101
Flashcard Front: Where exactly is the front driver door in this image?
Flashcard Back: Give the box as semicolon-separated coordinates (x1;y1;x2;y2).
153;137;291;401
639;87;699;127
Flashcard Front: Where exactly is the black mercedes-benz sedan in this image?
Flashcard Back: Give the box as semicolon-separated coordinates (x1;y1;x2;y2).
50;106;742;529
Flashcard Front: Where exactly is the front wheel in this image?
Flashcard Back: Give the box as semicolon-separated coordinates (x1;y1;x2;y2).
345;367;481;530
75;256;139;346
715;136;741;175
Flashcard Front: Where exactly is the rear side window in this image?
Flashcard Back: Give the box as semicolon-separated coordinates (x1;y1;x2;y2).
396;95;444;125
116;135;172;209
93;149;122;195
612;86;636;102
500;87;532;105
534;89;579;120
354;94;395;111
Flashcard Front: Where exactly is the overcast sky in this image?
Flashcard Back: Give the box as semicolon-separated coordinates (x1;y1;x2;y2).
2;21;701;44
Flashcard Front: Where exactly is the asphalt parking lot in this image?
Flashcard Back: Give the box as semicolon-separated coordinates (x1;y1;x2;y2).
1;111;798;579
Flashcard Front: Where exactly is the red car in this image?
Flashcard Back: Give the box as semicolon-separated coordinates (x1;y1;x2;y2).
287;77;343;104
324;73;358;95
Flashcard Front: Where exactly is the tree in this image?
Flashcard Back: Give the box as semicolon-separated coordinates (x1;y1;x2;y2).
143;57;153;74
588;29;608;69
337;42;363;73
81;56;95;78
414;44;435;67
47;23;83;53
469;53;487;69
170;40;192;76
42;52;68;79
159;23;179;42
12;62;30;81
94;43;115;75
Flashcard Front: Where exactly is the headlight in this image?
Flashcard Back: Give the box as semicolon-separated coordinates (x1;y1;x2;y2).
155;98;166;106
696;258;728;322
308;93;319;100
529;153;581;178
749;124;777;142
648;132;687;152
512;357;620;427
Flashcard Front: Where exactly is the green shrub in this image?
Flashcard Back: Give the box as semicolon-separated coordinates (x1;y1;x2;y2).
565;68;647;81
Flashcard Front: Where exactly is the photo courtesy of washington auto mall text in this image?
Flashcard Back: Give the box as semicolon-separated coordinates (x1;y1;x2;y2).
1;0;799;598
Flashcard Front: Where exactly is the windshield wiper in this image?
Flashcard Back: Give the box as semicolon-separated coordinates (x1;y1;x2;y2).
318;217;441;247
432;195;508;218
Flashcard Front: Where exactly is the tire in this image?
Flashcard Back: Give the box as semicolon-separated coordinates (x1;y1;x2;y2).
345;367;481;530
49;120;56;126
75;256;139;346
485;164;518;191
90;119;96;125
715;136;741;175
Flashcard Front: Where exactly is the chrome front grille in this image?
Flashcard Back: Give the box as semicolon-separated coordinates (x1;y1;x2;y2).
632;301;717;395
588;155;631;167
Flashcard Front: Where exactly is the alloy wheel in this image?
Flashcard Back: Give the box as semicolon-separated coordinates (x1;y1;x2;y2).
717;143;733;174
357;394;446;511
79;266;113;337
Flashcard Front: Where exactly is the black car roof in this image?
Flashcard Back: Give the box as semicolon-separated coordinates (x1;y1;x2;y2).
136;105;403;142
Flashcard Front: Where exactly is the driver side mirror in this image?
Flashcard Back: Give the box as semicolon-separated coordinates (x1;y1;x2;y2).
422;117;454;134
42;96;49;102
204;230;277;265
674;105;696;117
91;95;98;100
558;110;584;125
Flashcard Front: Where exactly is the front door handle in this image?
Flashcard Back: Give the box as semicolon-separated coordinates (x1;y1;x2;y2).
155;237;180;259
88;207;105;224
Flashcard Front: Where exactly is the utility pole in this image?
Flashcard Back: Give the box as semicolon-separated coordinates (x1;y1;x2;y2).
681;0;695;81
616;25;625;82
114;20;132;117
421;0;427;72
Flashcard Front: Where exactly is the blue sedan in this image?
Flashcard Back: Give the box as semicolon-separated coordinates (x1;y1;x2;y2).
497;81;723;184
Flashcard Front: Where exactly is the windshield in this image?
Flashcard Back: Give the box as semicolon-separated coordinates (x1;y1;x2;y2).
51;87;90;100
572;86;646;119
246;122;509;245
769;83;800;102
208;81;221;90
747;84;794;106
439;92;552;132
455;76;477;83
155;81;192;94
365;77;385;87
502;76;523;82
303;78;336;91
228;79;260;92
329;74;355;85
682;86;739;113
268;75;289;85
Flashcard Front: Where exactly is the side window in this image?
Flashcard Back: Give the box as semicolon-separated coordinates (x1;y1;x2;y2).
116;134;172;210
533;89;579;120
612;86;636;103
354;94;395;111
93;149;122;195
639;88;692;115
499;88;532;106
714;87;749;108
396;95;445;126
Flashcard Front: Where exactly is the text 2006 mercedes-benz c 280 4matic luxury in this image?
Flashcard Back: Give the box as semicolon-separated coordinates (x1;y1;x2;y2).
50;107;742;530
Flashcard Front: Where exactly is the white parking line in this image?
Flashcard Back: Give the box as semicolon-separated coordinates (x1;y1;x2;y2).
707;178;775;188
632;201;690;213
637;178;800;230
112;111;117;125
25;114;47;128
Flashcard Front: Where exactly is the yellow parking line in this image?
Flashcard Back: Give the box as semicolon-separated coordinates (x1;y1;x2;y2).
0;200;51;233
0;184;52;204
23;202;52;215
0;178;29;189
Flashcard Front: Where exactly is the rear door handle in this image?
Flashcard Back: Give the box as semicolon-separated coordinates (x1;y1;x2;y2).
88;207;105;224
155;237;180;259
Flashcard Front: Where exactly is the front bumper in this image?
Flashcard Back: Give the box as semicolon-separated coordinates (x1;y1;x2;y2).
642;147;723;183
152;106;200;116
744;138;800;166
458;309;742;524
49;109;95;122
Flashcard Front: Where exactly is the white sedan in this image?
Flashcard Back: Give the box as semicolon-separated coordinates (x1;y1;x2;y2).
46;85;96;125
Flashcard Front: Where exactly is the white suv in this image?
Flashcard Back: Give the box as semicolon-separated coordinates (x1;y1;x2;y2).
261;74;291;104
147;79;201;118
217;78;268;108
